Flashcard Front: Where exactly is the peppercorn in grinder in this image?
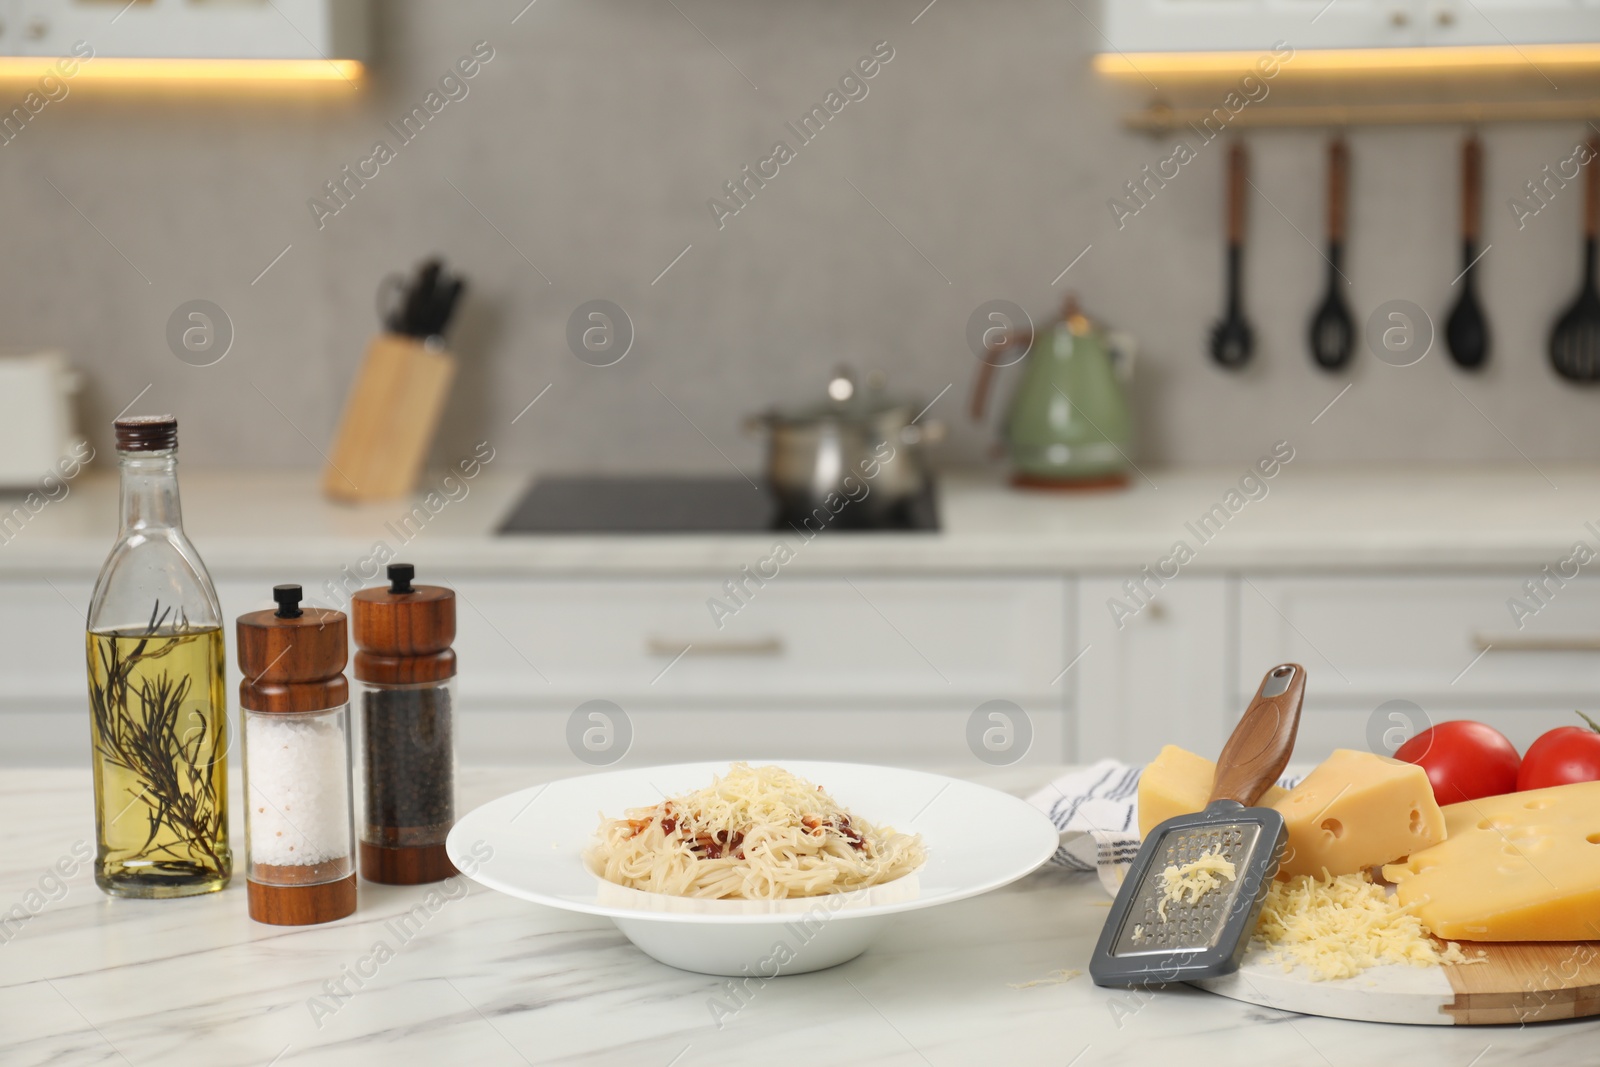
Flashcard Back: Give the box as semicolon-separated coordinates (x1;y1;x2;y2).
237;585;358;925
352;564;458;884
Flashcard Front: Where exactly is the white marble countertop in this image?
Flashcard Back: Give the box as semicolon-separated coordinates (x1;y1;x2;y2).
2;765;1593;1066
3;463;1596;578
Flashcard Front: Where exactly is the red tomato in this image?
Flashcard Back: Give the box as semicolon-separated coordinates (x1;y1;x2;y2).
1393;720;1521;805
1517;714;1600;791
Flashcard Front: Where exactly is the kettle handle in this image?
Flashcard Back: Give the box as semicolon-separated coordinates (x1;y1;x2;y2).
1107;330;1137;384
969;326;1033;422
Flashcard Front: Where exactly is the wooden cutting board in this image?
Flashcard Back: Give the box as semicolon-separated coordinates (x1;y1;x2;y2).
1195;940;1600;1025
323;333;456;501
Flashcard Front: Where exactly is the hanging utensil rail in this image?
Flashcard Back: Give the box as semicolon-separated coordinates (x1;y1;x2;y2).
1123;99;1600;133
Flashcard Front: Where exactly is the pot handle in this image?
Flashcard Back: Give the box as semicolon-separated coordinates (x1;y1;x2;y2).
901;420;945;446
969;325;1033;422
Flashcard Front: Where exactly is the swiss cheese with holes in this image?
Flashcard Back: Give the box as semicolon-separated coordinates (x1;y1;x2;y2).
1384;780;1600;941
1271;749;1445;879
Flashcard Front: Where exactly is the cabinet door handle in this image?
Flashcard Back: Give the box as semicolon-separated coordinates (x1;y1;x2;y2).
1473;633;1600;653
646;637;784;658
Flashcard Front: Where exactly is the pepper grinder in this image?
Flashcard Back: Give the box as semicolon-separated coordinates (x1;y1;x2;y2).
238;585;358;925
353;563;458;884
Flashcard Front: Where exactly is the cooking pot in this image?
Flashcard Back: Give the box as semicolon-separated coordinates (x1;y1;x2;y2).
745;368;942;527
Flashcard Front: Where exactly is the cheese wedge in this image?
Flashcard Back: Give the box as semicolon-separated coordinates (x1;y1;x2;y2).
1272;749;1445;879
1138;744;1288;838
1383;780;1600;941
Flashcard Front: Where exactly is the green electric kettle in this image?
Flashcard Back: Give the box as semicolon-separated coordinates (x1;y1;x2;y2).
969;294;1135;489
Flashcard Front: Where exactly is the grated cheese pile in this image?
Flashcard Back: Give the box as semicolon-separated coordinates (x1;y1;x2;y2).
1252;871;1486;981
1156;850;1237;920
1008;969;1082;990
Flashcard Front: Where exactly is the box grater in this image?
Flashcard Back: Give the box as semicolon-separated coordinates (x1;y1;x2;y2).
1090;663;1306;987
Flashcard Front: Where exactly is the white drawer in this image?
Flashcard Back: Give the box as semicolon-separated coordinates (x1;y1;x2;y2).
456;703;1074;767
448;576;1070;705
1237;574;1600;706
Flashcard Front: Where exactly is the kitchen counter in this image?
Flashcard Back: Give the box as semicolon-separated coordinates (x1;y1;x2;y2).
2;765;1590;1067
4;463;1598;577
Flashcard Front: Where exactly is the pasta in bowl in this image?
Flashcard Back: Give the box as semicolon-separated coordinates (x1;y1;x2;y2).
588;763;926;899
448;761;1058;975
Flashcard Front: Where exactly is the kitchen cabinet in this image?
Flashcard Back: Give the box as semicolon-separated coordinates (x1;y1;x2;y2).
3;0;367;61
446;577;1067;703
1105;0;1425;53
1074;571;1600;765
0;578;90;764
1430;0;1600;47
446;576;1074;768
1237;574;1600;756
9;568;1596;767
1102;0;1600;53
1074;576;1231;766
2;574;1073;769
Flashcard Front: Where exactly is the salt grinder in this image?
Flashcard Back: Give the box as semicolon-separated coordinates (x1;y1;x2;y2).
238;585;358;925
353;563;458;884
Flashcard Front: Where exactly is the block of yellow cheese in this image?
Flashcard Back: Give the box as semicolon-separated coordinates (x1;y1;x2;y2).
1138;744;1288;839
1383;779;1600;941
1272;749;1445;879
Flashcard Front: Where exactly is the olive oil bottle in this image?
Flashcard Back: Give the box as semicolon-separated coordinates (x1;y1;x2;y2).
85;417;231;897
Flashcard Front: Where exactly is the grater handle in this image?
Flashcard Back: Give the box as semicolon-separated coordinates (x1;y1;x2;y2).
1209;663;1305;806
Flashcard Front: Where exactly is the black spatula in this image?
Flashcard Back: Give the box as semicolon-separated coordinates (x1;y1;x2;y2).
1309;138;1354;372
1090;663;1306;988
1210;141;1254;370
1550;135;1600;383
1446;135;1490;370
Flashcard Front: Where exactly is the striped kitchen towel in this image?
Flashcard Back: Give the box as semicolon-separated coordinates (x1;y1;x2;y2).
1026;760;1302;897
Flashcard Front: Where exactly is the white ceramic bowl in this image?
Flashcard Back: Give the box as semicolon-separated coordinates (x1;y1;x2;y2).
446;761;1059;976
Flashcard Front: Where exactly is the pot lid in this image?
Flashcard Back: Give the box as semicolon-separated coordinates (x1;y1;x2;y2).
761;366;918;425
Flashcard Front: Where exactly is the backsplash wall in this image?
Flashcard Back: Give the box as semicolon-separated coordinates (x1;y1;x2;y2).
4;0;1598;475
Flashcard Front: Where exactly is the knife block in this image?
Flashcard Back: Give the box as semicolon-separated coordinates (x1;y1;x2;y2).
323;333;456;502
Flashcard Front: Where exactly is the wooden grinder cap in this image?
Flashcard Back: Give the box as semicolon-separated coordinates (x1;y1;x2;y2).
351;563;457;685
237;585;349;712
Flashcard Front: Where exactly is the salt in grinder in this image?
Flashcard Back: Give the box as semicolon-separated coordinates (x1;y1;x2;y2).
238;585;358;925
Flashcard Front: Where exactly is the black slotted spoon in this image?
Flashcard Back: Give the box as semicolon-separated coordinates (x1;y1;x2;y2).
1309;137;1354;372
1550;135;1600;383
1210;141;1254;369
1446;135;1490;370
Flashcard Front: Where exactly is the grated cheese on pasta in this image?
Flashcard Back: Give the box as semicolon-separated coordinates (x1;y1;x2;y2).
588;763;925;900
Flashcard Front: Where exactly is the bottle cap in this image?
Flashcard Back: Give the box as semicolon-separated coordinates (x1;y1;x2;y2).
115;415;178;453
351;563;456;684
237;585;349;712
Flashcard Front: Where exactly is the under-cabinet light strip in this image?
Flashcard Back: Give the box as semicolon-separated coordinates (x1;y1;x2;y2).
0;57;363;83
1095;44;1600;77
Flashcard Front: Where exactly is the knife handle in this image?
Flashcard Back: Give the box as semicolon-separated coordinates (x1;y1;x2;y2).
1209;663;1305;806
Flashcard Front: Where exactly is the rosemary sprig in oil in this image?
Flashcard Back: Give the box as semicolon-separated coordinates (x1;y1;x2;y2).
87;603;225;872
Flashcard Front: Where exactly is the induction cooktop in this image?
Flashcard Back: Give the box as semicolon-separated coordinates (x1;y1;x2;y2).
497;476;939;534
